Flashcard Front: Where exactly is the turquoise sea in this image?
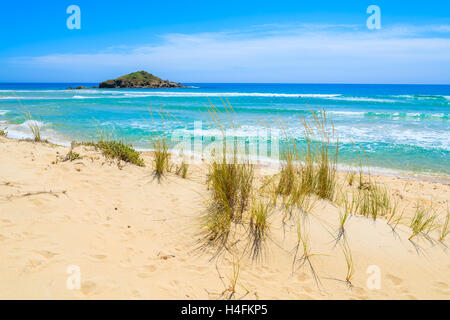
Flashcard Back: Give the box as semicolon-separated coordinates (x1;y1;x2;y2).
0;83;449;176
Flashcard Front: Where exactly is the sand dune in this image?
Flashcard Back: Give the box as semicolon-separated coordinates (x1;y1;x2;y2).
0;136;448;299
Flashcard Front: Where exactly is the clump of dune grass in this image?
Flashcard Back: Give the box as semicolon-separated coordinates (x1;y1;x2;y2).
201;102;256;253
386;203;404;233
62;141;82;162
24;112;47;143
238;161;254;219
438;207;450;243
202;204;232;252
283;179;317;221
207;155;254;219
409;202;437;241
28;121;42;142
151;135;170;180
259;175;279;207
276;146;298;196
207;155;241;220
175;161;189;179
93;139;145;167
353;183;397;220
298;109;339;201
248;198;271;261
202;152;254;254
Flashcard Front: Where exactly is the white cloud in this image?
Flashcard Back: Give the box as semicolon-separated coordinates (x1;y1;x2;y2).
6;24;450;83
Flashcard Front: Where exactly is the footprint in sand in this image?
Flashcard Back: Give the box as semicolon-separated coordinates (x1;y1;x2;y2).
144;264;157;272
35;250;59;259
131;289;142;298
1;219;12;225
302;285;314;294
137;264;157;278
81;280;97;296
351;286;366;296
90;254;107;261
433;281;450;295
22;258;45;272
296;272;310;282
433;281;448;289
386;273;404;286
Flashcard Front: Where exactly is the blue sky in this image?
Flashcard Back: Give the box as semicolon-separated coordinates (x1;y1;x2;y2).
1;0;449;83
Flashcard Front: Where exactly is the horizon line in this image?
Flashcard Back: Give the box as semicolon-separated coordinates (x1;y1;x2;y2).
1;81;450;86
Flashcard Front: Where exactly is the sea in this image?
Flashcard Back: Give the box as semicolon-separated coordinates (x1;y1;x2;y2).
0;83;449;176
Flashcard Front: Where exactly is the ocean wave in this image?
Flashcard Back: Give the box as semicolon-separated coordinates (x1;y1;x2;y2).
1;90;449;104
393;94;449;101
1;91;343;99
0;110;9;115
328;97;398;103
364;112;448;120
328;111;365;116
119;92;343;98
327;110;448;120
0;120;48;140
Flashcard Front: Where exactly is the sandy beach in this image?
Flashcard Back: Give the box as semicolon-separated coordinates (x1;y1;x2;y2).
0;135;449;300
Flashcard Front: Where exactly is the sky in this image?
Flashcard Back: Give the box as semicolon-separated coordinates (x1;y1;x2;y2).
0;0;449;84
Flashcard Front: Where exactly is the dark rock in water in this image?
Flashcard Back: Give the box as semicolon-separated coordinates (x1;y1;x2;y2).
66;86;89;90
98;71;186;89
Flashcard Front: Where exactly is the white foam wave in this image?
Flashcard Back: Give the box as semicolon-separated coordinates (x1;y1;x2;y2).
1;91;344;99
328;111;364;116
328;97;397;103
0;120;46;140
118;92;343;98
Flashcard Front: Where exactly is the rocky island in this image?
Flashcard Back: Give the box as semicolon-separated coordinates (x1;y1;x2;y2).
98;71;186;89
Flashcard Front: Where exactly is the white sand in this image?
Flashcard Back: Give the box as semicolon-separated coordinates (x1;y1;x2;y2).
0;136;448;299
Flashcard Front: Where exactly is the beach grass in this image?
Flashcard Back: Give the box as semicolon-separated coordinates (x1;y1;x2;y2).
292;219;321;287
62;142;82;162
85;139;145;167
24;112;46;143
276;146;297;196
438;207;450;243
409;202;437;241
248;198;271;261
283;179;317;220
221;255;248;300
353;184;397;220
299;109;339;201
151;135;170;180
336;193;353;243
237;161;254;220
341;241;355;286
175;161;189;179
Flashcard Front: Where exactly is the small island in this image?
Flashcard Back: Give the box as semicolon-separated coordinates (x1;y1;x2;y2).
98;71;186;89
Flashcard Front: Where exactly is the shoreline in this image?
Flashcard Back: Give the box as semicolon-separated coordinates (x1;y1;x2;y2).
1;126;449;184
